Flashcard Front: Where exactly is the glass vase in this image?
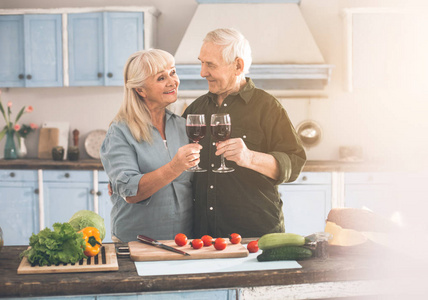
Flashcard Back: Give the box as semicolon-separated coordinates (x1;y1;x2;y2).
4;130;17;160
17;136;27;158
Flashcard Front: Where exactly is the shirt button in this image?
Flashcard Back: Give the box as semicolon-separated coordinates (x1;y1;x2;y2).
211;164;215;167
224;103;228;107
212;142;216;146
243;135;247;139
209;207;214;210
210;185;214;189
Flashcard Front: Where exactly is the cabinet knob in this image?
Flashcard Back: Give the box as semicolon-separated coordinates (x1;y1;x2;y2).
97;72;103;78
9;172;15;178
18;74;24;80
96;191;102;196
302;176;308;181
34;188;39;194
64;173;70;178
26;74;32;80
107;72;113;78
90;189;95;195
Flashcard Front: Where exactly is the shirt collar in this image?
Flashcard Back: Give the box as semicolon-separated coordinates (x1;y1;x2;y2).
207;77;255;105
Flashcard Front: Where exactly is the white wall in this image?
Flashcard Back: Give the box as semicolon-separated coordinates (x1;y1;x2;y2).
1;0;427;170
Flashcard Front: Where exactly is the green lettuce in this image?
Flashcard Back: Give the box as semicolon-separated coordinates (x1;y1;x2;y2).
20;222;87;266
68;210;106;241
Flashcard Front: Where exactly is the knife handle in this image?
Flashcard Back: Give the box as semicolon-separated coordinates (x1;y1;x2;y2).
137;235;157;243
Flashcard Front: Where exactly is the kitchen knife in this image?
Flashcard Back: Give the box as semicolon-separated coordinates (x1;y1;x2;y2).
137;235;190;256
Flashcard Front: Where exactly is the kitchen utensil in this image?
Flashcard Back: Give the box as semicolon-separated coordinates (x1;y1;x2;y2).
17;244;118;274
68;129;79;161
38;128;60;159
42;122;69;160
128;238;249;261
296;120;322;148
84;129;107;159
137;235;190;256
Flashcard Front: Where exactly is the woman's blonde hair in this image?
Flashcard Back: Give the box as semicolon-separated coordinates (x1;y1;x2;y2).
203;28;252;75
113;49;175;143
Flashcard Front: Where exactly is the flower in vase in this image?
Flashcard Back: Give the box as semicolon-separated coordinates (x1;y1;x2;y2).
0;89;37;142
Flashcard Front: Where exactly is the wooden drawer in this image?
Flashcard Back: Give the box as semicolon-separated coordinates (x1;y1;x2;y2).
345;172;398;185
283;172;331;185
0;169;37;182
42;170;93;182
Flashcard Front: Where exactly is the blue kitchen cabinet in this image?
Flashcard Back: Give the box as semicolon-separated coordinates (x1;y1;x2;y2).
0;14;63;87
98;171;113;243
43;170;94;229
68;12;144;86
0;170;39;245
279;172;332;236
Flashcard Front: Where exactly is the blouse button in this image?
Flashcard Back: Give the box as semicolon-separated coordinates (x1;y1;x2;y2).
209;207;214;211
210;185;214;189
224;103;228;107
212;142;216;146
243;135;247;139
211;164;215;167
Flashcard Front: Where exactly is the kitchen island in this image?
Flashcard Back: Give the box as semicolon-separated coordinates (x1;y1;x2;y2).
0;242;423;299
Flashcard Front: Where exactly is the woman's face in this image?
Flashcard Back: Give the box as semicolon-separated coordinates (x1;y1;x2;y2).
138;64;180;109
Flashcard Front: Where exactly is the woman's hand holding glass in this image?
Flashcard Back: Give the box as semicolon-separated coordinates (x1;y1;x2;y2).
185;114;207;172
170;143;202;173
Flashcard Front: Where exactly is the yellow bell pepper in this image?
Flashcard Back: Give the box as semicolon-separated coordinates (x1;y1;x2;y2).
78;227;102;257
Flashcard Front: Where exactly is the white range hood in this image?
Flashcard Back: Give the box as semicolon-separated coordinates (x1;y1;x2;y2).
174;0;333;93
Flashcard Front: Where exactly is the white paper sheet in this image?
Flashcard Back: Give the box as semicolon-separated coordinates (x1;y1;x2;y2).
134;252;301;276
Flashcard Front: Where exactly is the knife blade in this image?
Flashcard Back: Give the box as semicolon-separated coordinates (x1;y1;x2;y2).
137;235;190;256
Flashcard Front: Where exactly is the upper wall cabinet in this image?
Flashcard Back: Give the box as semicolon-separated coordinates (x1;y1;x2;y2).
68;12;144;86
0;14;63;88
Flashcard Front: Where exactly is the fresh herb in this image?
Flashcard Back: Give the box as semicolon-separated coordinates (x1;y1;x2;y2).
20;222;87;266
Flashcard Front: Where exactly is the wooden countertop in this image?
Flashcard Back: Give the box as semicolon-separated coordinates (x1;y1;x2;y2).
0;243;408;298
0;159;393;172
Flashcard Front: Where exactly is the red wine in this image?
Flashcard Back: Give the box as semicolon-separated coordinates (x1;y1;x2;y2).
186;125;206;142
211;124;231;141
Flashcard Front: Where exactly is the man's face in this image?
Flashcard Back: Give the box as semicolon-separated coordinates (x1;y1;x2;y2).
198;42;238;96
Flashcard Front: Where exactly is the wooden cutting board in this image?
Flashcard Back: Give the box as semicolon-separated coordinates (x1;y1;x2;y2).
129;239;249;261
17;244;118;274
38;127;60;159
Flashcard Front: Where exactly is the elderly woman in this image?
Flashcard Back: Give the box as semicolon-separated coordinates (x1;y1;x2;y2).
100;49;201;243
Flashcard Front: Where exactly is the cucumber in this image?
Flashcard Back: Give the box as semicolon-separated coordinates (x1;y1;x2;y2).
257;246;313;262
258;233;305;250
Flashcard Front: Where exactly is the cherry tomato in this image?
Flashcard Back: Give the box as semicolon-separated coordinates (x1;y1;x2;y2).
174;233;188;246
229;233;242;244
201;235;213;247
247;240;259;253
190;239;203;249
213;238;227;251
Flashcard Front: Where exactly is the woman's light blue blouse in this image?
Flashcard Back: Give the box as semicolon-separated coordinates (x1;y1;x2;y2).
100;110;193;242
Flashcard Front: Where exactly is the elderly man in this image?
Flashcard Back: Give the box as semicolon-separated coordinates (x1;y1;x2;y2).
183;28;306;238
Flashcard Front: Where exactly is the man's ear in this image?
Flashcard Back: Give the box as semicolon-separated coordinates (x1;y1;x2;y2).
235;57;245;75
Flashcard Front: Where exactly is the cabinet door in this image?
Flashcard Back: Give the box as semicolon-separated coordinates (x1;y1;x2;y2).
0;15;25;87
344;172;398;219
24;14;63;87
104;12;144;86
0;170;39;246
43;171;94;229
279;172;331;236
68;13;104;86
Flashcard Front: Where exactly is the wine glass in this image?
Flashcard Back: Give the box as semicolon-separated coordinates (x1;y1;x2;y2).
185;114;207;172
210;113;234;173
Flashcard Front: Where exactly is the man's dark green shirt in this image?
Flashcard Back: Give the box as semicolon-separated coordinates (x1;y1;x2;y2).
183;78;306;238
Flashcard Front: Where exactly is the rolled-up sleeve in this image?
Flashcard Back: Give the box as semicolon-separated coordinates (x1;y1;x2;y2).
265;101;306;185
100;124;144;199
